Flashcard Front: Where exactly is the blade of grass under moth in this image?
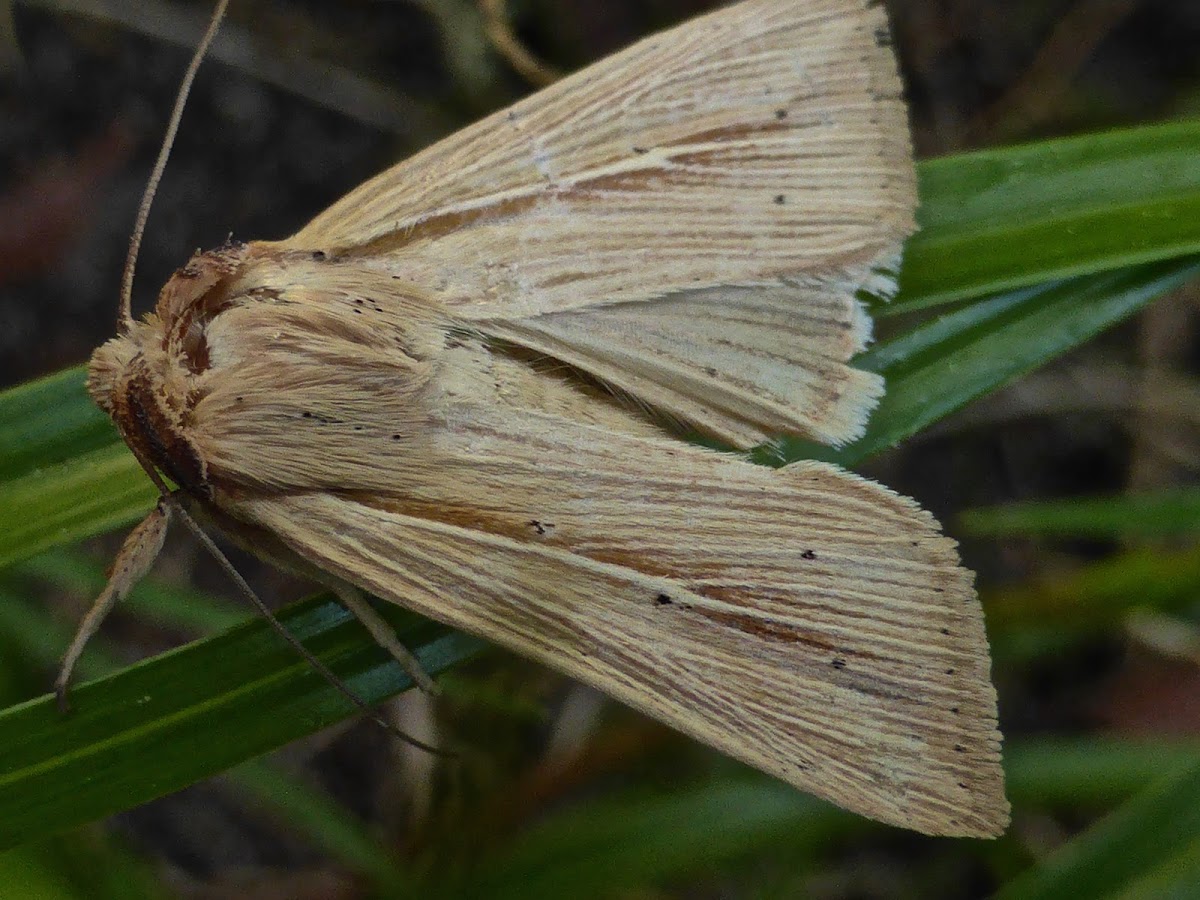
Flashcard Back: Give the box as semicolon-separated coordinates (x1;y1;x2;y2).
0;443;154;570
0;643;173;900
960;488;1200;537
900;117;1200;310
0;837;168;900
851;258;1200;461
0;365;117;481
0;582;412;891
0;593;482;853
993;756;1200;900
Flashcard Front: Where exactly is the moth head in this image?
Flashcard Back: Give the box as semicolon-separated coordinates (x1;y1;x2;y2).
87;322;209;498
86;246;248;497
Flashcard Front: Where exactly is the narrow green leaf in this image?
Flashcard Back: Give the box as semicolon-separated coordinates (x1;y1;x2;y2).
1005;739;1200;806
853;259;1200;462
0;445;153;570
993;758;1200;900
902;118;1200;308
982;543;1200;629
0;836;166;900
0;576;408;891
0;366;112;480
0;596;482;852
1112;835;1200;900
0;844;87;900
960;489;1200;537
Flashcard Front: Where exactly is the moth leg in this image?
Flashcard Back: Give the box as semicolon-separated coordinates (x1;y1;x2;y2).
334;584;440;695
55;498;172;711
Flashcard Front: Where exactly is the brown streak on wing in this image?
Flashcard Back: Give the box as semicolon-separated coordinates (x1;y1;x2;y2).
338;121;792;258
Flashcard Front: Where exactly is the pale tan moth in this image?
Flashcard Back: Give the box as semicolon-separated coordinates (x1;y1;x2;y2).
69;0;1009;837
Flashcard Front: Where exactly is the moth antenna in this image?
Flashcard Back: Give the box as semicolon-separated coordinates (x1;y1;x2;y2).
118;0;232;333
168;501;454;757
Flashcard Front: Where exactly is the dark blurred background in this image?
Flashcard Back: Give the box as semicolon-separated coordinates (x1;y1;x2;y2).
2;1;1199;897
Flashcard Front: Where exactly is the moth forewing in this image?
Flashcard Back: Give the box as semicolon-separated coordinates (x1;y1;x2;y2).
83;0;1009;838
212;359;1005;836
279;0;914;448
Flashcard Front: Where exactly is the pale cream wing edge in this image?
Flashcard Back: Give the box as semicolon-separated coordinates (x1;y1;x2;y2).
272;0;915;447
228;409;1007;838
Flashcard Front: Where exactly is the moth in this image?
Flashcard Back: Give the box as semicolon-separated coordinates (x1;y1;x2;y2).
77;0;1008;836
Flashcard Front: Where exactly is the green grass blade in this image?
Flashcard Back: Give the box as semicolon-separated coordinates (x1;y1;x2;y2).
0;844;91;900
982;543;1200;630
0;445;153;570
960;488;1200;537
0;837;167;900
0;572;410;890
1112;836;1200;900
0;596;482;853
901;118;1200;308
1005;739;1200;807
0;367;115;481
993;758;1200;900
